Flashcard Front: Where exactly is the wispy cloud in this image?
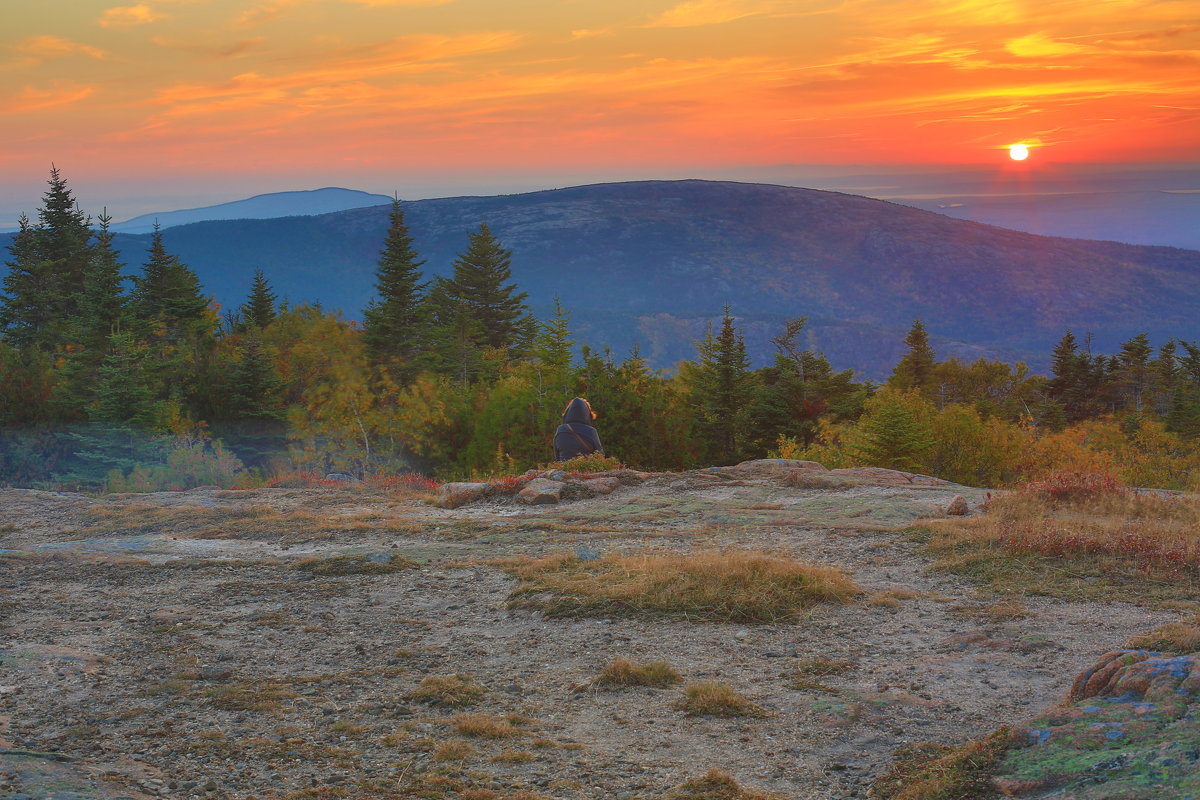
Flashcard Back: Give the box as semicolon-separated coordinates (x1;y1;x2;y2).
151;36;266;60
97;4;165;28
1005;33;1092;58
0;82;95;113
646;0;777;28
11;35;107;61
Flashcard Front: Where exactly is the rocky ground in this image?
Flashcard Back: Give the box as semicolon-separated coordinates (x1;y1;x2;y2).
0;461;1181;800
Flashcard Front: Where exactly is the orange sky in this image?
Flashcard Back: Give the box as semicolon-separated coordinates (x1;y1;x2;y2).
3;0;1199;210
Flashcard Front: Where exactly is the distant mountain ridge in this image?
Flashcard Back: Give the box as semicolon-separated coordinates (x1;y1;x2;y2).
110;187;392;234
4;180;1199;377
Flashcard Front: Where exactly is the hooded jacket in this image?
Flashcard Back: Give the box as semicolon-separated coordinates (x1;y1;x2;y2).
553;397;604;462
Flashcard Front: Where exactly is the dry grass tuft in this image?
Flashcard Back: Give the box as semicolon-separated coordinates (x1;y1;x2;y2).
432;739;474;762
291;554;415;576
677;682;767;718
408;674;486;708
1126;616;1200;653
451;713;518;739
871;727;1010;800
915;480;1200;602
504;549;860;623
783;471;840;490
205;680;299;712
589;657;682;690
662;768;787;799
490;749;536;764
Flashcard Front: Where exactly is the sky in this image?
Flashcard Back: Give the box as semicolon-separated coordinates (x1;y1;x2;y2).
3;0;1199;223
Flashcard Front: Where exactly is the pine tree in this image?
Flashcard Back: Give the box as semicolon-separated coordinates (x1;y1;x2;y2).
422;277;484;385
535;298;574;372
692;306;753;463
218;333;286;470
362;199;427;379
131;226;208;340
853;390;935;472
56;210;130;414
1116;333;1153;414
443;224;529;351
0;168;94;351
889;319;937;395
239;269;277;330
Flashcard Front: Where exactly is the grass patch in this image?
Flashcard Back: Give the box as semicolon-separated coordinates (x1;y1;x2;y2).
205;680;299;712
587;657;682;690
432;739;474;762
451;713;518;738
677;682;766;718
661;769;786;800
914;477;1200;603
503;549;860;623
408;674;486;708
1126;616;1200;653
490;749;536;764
792;658;856;677
871;727;1010;800
291;554;415;576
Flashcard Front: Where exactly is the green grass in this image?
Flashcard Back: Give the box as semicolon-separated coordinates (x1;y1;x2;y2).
291;554;415;576
588;657;682;689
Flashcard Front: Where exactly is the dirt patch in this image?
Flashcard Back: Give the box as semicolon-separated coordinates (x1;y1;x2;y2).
0;468;1175;799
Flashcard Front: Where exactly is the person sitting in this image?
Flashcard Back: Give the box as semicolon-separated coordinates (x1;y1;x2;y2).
554;397;604;462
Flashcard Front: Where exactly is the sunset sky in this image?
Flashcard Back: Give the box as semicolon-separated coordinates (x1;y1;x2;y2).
3;0;1199;221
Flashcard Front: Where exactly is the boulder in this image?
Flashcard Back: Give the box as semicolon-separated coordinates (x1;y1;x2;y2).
718;459;830;478
517;478;564;505
579;477;621;495
324;472;359;483
945;495;970;516
436;482;488;509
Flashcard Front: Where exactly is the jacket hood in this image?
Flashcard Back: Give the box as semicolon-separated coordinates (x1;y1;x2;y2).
562;397;595;427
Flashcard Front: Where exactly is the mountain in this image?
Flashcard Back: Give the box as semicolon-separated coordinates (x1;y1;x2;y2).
900;190;1200;251
4;180;1199;377
110;187;392;233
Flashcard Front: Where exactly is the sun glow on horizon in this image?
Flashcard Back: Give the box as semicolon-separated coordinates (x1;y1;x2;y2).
1008;144;1030;161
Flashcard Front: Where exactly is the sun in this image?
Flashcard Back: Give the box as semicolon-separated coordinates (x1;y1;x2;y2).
1008;143;1030;161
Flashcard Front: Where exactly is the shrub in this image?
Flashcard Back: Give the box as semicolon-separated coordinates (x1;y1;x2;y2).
590;658;682;689
504;549;860;623
677;682;766;717
408;674;486;708
546;452;624;473
1019;469;1124;505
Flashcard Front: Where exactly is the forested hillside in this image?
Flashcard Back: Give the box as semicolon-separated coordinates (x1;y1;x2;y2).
5;179;1197;377
3;170;1200;492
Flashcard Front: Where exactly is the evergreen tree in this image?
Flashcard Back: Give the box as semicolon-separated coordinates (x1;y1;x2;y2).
691;307;753;464
442;224;529;351
535;298;574;372
889;319;937;395
362;199;427;379
422;277;484;385
0;168;94;351
852;390;935;472
1116;333;1153;414
56;210;130;414
239;269;277;330
1045;330;1090;424
217;333;286;470
131;226;208;339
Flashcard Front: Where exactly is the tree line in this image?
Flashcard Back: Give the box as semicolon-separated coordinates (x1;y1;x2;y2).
2;169;1199;491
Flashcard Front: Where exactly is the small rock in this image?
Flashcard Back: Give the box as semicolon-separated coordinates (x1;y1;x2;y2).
517;478;563;505
366;552;393;565
436;482;488;509
324;473;359;483
945;495;970;515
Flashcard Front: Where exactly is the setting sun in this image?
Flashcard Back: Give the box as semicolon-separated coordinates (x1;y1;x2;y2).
1009;144;1030;161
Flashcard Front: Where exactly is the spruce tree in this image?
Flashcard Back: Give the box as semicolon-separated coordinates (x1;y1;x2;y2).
239;269;277;330
443;224;529;351
692;306;753;463
362;199;427;378
853;391;935;472
219;333;286;470
889;319;936;395
131;226;208;340
535;298;574;373
0;168;94;351
1116;333;1153;414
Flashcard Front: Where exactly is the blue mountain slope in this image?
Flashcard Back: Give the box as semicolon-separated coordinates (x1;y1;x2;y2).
110;187;392;233
4;180;1198;377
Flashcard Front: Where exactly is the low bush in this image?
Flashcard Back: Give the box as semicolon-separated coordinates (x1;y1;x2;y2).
1126;616;1200;653
291;554;414;576
871;727;1010;800
661;769;786;800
